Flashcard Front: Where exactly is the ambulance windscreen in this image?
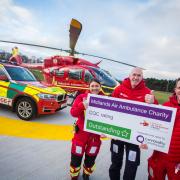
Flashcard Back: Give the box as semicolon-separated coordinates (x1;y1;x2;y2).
5;66;36;81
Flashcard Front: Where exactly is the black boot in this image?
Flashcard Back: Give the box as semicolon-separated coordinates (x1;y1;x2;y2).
82;173;89;180
71;176;79;180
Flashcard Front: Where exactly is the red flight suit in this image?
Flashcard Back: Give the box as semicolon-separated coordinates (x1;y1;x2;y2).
148;94;180;180
109;78;158;180
70;92;103;179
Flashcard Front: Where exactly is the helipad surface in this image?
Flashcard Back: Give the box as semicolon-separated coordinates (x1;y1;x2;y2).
0;106;152;180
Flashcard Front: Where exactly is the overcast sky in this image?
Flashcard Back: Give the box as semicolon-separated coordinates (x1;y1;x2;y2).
0;0;180;80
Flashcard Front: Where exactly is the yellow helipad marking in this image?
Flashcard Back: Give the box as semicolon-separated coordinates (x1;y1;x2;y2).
0;116;73;140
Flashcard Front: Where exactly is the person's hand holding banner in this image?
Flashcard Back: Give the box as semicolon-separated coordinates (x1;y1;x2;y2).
139;143;148;150
83;98;88;109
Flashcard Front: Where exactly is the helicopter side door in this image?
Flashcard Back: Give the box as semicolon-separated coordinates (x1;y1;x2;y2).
67;68;85;93
54;68;69;89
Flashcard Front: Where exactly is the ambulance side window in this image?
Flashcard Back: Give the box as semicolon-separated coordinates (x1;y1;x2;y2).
0;68;8;81
84;70;93;83
69;69;82;80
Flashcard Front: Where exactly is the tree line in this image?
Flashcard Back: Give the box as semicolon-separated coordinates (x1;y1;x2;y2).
145;78;176;92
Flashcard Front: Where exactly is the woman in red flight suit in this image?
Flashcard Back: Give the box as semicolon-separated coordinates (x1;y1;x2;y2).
148;78;180;180
70;79;104;180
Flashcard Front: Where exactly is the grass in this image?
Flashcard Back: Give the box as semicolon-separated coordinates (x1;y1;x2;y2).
154;91;172;104
30;69;44;81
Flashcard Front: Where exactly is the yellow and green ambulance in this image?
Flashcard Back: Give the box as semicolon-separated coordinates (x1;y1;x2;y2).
0;63;67;120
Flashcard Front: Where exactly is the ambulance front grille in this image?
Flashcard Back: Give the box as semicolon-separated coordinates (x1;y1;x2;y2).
56;94;67;102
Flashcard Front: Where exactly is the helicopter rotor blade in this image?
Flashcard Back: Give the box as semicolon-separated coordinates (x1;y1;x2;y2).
0;40;70;53
75;51;145;69
0;39;145;69
69;19;82;56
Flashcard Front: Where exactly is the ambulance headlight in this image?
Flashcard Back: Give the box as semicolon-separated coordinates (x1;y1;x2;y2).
37;93;56;100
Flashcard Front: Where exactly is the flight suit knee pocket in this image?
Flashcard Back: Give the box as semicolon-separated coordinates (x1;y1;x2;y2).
71;140;85;156
86;139;101;156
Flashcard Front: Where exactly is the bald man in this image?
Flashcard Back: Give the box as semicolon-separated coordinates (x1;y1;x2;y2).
109;67;158;180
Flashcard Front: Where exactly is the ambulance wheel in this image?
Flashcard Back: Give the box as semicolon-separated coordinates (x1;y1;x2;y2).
15;97;36;120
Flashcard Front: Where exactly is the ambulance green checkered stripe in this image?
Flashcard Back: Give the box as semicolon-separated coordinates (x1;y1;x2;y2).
7;89;18;99
7;83;27;99
86;120;131;140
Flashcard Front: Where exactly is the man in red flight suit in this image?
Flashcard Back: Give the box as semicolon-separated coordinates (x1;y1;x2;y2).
70;79;104;180
109;67;158;180
148;78;180;180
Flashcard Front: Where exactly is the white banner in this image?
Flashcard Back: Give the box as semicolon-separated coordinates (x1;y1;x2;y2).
84;94;177;153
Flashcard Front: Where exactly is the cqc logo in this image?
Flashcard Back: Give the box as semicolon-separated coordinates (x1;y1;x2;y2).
136;135;145;143
136;134;165;147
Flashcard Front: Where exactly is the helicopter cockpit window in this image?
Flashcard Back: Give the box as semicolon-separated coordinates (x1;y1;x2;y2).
84;70;93;82
69;69;82;80
89;67;117;87
55;69;64;77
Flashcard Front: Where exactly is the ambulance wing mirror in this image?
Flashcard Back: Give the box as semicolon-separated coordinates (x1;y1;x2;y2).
0;75;9;81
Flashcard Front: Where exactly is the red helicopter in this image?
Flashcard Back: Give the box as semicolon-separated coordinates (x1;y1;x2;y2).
0;19;140;98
